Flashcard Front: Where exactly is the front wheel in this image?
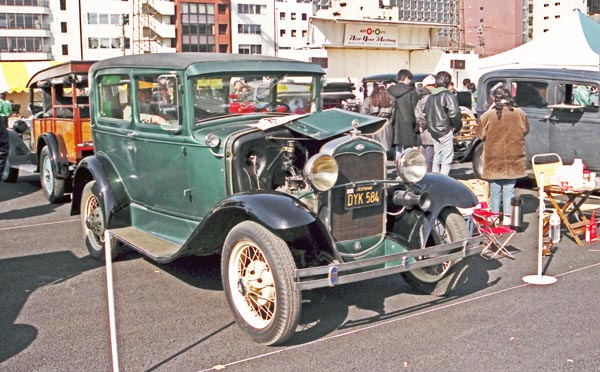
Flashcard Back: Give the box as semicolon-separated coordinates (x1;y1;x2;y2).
1;157;18;183
80;181;120;261
401;207;470;296
39;146;66;203
221;221;301;345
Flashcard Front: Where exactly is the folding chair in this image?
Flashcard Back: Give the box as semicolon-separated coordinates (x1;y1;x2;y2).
472;206;516;259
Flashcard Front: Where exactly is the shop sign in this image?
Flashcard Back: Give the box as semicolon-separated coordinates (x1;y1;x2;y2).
344;24;397;48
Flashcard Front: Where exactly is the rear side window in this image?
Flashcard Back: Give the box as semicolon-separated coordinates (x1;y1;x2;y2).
513;80;548;108
556;82;599;111
98;74;130;121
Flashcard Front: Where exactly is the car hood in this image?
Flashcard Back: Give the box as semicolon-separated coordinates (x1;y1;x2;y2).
276;108;385;140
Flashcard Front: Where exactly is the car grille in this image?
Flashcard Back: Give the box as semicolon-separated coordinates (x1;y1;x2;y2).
329;151;385;242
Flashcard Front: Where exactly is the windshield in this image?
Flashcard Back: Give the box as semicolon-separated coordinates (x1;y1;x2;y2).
191;74;318;123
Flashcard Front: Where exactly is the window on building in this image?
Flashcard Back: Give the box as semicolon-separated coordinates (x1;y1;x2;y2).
218;4;227;14
180;2;215;53
238;44;262;55
218;24;227;35
555;15;561;19
544;3;549;7
310;57;327;68
291;13;296;20
291;29;297;37
555;2;560;5
479;6;484;10
219;44;228;53
61;22;67;33
302;30;307;38
280;12;285;20
238;24;261;35
60;0;66;11
238;4;266;14
61;44;68;55
544;16;549;20
280;29;286;37
88;13;98;24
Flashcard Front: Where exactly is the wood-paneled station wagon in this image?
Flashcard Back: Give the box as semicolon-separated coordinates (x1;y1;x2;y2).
3;61;95;203
71;53;484;345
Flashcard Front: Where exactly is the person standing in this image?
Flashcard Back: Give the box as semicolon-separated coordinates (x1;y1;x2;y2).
361;83;394;150
414;75;436;172
476;87;530;225
424;71;463;175
0;92;12;177
387;69;420;158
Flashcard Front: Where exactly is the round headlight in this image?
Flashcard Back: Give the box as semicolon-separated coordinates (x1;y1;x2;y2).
205;133;221;148
304;154;339;191
396;148;427;184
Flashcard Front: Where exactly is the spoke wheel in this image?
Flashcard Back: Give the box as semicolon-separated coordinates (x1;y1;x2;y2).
81;181;120;261
401;207;470;296
222;221;300;345
39;146;65;203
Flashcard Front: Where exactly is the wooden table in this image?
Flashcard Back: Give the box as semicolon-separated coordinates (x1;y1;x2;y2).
542;185;599;246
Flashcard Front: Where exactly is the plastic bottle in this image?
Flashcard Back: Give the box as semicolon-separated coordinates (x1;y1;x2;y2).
572;158;584;188
550;209;561;243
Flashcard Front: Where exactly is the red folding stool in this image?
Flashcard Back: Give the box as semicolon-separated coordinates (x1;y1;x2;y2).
472;204;516;259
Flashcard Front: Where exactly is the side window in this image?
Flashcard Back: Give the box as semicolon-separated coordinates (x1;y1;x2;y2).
484;79;507;109
558;82;599;109
98;74;130;121
135;74;180;129
513;80;548;108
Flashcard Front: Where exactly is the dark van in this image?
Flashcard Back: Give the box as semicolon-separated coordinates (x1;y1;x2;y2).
472;68;600;177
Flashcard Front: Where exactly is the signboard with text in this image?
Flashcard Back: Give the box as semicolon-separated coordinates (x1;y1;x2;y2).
344;24;398;48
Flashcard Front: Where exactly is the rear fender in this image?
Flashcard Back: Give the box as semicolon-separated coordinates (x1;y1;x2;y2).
70;154;130;228
388;173;477;248
185;192;339;262
37;133;69;178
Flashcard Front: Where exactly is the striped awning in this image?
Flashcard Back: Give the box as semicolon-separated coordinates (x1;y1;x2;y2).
0;61;58;93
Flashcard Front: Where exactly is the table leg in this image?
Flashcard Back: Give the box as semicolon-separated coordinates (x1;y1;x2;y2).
545;192;584;246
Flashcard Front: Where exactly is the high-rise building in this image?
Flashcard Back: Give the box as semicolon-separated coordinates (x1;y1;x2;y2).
0;0;52;61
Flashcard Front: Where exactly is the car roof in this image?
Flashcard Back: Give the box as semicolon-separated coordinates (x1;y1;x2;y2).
27;61;95;88
361;72;431;84
478;68;600;85
90;53;325;76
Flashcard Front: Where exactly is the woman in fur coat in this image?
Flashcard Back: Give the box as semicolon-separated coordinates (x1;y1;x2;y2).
476;87;530;225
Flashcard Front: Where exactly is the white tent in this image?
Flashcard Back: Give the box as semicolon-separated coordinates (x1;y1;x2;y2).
478;9;600;74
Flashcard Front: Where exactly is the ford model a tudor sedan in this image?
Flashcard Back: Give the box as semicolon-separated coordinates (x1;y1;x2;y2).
71;53;484;345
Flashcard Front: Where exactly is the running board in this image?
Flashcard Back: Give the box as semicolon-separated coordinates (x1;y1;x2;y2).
110;226;181;263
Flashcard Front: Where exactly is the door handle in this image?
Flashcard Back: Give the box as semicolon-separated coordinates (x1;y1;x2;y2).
542;115;559;123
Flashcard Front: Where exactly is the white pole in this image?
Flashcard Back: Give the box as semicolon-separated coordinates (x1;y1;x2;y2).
104;230;120;372
523;171;557;285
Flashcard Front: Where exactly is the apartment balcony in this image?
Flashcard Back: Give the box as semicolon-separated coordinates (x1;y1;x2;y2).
0;51;52;61
141;0;175;16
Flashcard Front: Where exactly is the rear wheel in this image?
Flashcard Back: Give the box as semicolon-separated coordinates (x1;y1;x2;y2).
80;181;120;261
401;207;470;296
39;146;65;203
1;158;18;183
221;221;301;345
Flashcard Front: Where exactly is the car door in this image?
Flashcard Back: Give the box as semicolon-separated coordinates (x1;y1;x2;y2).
549;81;600;170
129;73;193;216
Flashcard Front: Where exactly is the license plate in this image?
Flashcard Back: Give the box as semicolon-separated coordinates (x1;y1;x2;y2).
345;185;382;210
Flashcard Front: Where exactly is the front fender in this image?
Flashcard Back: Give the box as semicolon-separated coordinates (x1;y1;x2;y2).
184;191;338;261
37;133;69;178
70;155;130;229
389;173;477;248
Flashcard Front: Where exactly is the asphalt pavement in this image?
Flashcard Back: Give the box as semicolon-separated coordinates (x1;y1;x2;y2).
1;166;600;372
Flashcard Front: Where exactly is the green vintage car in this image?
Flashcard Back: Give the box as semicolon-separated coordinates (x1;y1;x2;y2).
71;53;483;345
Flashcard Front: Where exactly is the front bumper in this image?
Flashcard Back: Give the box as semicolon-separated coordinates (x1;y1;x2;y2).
293;235;485;290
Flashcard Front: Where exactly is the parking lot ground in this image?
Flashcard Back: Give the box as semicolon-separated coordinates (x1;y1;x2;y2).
2;168;600;371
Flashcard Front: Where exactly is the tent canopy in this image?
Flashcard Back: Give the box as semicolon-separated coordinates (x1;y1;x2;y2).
0;61;56;93
478;9;600;74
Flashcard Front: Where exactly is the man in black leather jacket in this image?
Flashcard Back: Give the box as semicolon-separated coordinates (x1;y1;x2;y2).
424;71;462;175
